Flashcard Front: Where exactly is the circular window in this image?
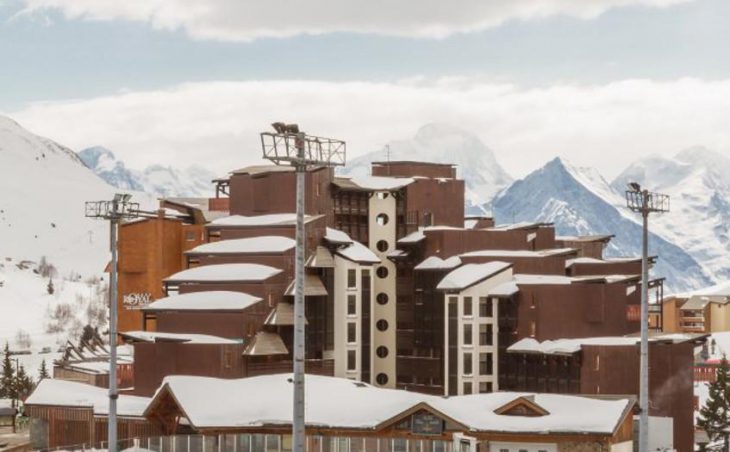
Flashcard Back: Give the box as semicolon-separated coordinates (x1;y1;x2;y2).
376;293;389;305
376;319;389;331
376;240;389;252
376;373;389;385
376;266;389;279
376;346;389;358
376;213;389;226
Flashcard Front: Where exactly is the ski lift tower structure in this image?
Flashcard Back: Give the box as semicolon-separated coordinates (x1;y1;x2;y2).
625;182;669;452
260;123;346;452
85;194;156;452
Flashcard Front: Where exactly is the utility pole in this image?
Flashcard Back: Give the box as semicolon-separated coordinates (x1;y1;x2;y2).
625;182;669;452
85;194;143;452
261;123;345;451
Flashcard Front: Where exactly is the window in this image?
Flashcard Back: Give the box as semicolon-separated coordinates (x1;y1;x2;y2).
463;324;472;345
376;319;389;331
376;213;389;225
595;355;600;371
479;382;493;393
479;353;493;375
347;323;357;343
376;240;389;252
479;297;492;317
530;321;536;337
479;324;493;346
347;350;357;371
463;382;472;394
348;269;357;289
463;297;472;316
463;352;472;375
376;293;389;305
376;373;389;385
376;266;389;279
347;295;357;316
376;346;389;358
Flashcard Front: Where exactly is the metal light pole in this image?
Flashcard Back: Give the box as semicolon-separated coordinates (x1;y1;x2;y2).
261;123;346;451
625;182;669;452
85;194;140;452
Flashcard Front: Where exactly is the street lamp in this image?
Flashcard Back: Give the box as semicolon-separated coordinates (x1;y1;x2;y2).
260;123;346;452
85;194;141;452
625;183;669;452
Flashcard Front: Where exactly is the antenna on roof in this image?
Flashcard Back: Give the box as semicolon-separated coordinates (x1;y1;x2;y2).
385;144;391;175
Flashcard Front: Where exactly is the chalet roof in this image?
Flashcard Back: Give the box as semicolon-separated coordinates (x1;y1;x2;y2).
508;334;703;355
120;331;240;345
460;248;576;259
164;263;282;283
487;222;552;231
207;213;323;228
556;234;615;243
488;281;519;297
680;296;713;310
284;274;328;297
306;246;335;268
437;262;512;291
144;373;633;436
185;236;296;255
565;256;653;268
397;230;426;244
26;379;149;417
510;273;640;286
414;256;462;271
332;175;415;191
243;332;288;356
142;291;262;312
324;228;380;264
265;302;308;326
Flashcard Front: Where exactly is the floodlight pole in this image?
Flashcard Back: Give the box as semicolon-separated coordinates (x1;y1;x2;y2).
625;185;669;452
260;124;346;452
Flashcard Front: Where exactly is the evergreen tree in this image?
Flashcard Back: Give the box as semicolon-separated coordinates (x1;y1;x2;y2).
47;278;54;295
38;359;50;380
15;365;34;401
699;355;730;451
0;343;14;399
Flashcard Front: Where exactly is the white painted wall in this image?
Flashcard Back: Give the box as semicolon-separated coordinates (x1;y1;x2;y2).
332;255;370;380
610;441;634;452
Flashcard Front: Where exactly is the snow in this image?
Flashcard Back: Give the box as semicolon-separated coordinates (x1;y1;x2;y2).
26;378;149;417
397;230;425;244
186;236;295;254
142;291;262;311
337;240;380;264
461;248;575;258
437;261;511;291
208;213;318;227
339;123;513;212
121;331;240;345
464;219;479;229
509;334;699;355
324;227;353;244
487;221;546;231
151;373;630;435
674;280;730;299
489;281;519;297
164;263;282;283
414;256;462;271
513;274;575;285
78;146;216;198
348;175;415;191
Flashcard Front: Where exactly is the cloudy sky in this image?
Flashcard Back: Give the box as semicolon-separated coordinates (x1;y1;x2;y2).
2;0;729;178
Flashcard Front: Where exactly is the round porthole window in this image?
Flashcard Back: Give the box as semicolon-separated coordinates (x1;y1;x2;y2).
376;213;389;226
376;266;389;279
376;240;389;252
376;319;389;331
376;346;389;358
376;373;389;385
376;293;389;305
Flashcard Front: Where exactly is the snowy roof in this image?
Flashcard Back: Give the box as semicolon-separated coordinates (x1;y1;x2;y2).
120;331;240;345
437;262;512;291
461;248;576;258
26;379;149;417
414;256;462;271
164;263;282;283
146;373;632;435
397;230;425;244
142;291;262;312
489;281;519;297
565;257;642;267
464;219;479;229
324;227;352;244
323;228;380;264
487;222;550;231
509;334;702;355
207;214;321;228
185;236;295;255
556;234;614;243
336;175;415;191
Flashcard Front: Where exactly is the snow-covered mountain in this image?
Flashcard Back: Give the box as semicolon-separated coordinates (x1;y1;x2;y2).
492;157;714;293
612;147;730;282
78;146;216;198
341;123;513;214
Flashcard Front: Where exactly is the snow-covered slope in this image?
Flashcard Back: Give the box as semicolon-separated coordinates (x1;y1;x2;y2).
0;116;155;275
341;123;513;214
79;146;216;198
612;147;730;283
492;157;714;293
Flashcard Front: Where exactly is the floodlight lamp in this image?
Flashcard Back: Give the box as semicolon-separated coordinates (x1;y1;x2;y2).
121;194;132;202
285;124;300;134
272;122;287;134
113;193;124;202
628;182;642;192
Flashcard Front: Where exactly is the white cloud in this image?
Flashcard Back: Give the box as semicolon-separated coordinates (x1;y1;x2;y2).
18;0;692;41
9;77;730;179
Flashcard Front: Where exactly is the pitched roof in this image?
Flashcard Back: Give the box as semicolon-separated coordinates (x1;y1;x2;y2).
26;379;150;417
243;332;288;356
414;256;462;271
142;291;262;312
164;263;282;283
437;262;512;291
120;331;240;345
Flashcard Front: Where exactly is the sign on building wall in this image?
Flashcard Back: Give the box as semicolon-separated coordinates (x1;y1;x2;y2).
123;293;153;310
411;412;444;435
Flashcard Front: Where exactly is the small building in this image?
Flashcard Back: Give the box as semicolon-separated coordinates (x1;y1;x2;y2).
662;282;730;333
0;398;17;433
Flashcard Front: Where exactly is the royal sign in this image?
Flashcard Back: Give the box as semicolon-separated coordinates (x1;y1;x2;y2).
123;293;153;310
